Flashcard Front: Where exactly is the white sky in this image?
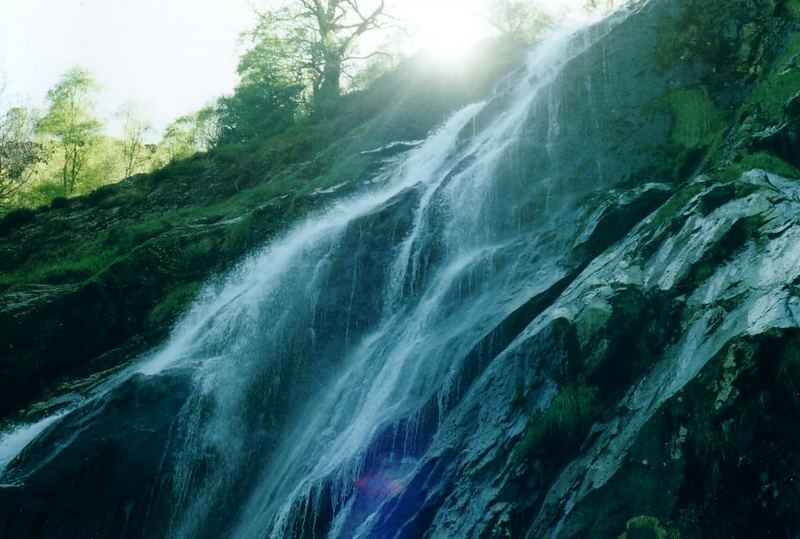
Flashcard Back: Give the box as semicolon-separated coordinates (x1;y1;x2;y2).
0;0;256;135
0;0;582;136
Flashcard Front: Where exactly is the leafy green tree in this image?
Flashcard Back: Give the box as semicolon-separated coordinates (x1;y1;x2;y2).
161;110;218;162
193;106;221;152
117;101;152;178
487;0;554;43
251;0;388;113
216;62;304;145
213;0;392;144
0;106;49;206
210;15;309;145
37;67;103;196
162;115;197;162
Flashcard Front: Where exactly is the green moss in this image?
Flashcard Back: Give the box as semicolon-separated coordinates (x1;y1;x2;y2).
734;33;800;125
309;154;366;194
717;151;800;181
660;87;726;150
779;32;800;65
746;68;800;121
648;182;705;229
147;282;202;327
221;214;258;256
788;0;800;18
0;247;120;288
620;515;670;539
513;384;596;463
0;140;367;291
183;236;221;265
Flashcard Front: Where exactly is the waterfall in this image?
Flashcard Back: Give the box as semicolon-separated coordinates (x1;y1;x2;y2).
0;7;641;538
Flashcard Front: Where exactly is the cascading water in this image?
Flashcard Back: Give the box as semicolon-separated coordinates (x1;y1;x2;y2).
0;6;647;538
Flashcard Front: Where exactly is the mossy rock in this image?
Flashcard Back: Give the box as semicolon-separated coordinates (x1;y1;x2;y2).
658;87;726;150
618;515;672;539
513;383;597;464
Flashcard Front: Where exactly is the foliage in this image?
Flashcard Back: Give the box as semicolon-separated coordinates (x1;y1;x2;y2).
486;0;554;43
15;135;139;208
194;106;221;153
249;0;389;113
216;83;302;145
36;67;104;196
0;1;516;210
161;111;217;163
348;52;398;91
0;69;175;211
0;5;523;211
0;207;36;235
213;0;394;145
117;102;153;179
162;116;197;162
0;107;50;207
216;57;304;145
238;11;312;90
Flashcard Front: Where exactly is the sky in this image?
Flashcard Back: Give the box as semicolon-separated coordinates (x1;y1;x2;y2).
0;0;581;137
0;0;256;135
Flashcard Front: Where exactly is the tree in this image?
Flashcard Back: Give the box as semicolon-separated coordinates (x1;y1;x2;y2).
162;115;197;162
486;0;554;43
193;106;221;152
584;0;616;10
161;110;218;162
0;107;49;206
251;0;389;112
117;102;152;179
208;16;310;145
37;67;103;196
216;69;304;145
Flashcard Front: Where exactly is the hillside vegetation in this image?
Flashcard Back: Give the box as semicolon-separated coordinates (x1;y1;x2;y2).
0;41;523;421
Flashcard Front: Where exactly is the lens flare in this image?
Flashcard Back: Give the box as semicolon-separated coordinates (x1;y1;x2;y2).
355;473;407;498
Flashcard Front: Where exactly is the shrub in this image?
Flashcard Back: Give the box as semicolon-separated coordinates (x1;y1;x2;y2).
0;207;36;234
50;196;70;209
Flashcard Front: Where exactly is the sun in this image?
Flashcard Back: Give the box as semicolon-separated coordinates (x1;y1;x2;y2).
404;0;618;63
408;0;496;63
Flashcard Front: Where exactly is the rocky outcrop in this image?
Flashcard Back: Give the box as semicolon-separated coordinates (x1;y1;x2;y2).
523;170;800;538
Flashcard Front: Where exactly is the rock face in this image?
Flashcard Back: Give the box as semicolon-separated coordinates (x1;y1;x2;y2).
1;0;800;538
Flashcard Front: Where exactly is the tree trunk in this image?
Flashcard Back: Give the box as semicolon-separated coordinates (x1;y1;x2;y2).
62;146;70;197
315;53;342;116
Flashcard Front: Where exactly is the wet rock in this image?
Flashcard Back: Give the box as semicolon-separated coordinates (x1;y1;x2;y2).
0;370;193;538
